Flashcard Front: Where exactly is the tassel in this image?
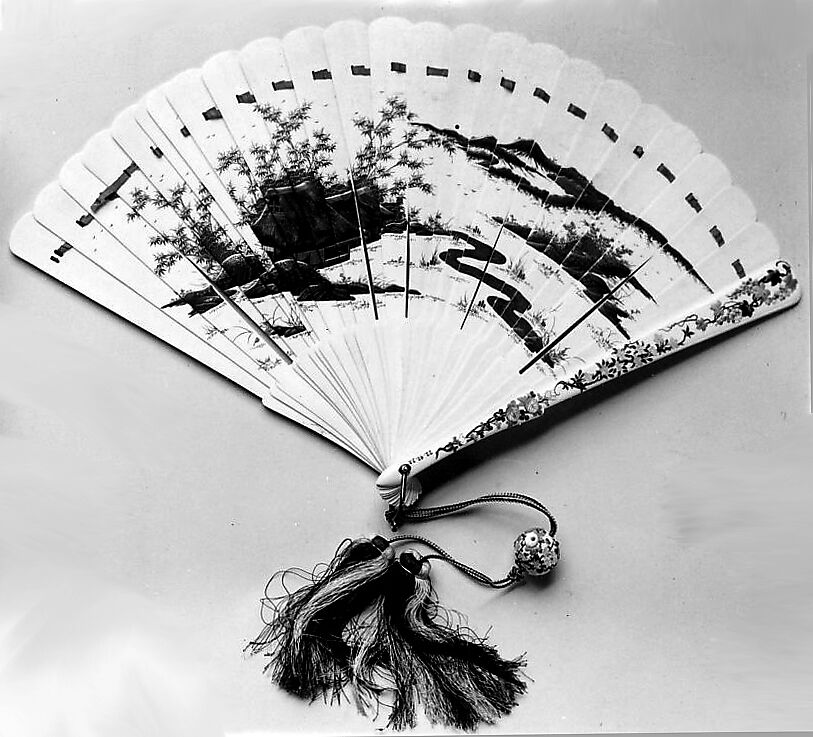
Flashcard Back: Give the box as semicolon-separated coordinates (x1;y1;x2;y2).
247;535;394;703
351;551;527;731
248;490;559;731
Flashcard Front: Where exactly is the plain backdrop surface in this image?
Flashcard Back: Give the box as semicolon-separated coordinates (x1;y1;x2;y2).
0;1;812;735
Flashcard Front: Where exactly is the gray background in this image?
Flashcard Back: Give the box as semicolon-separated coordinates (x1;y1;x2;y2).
0;1;811;735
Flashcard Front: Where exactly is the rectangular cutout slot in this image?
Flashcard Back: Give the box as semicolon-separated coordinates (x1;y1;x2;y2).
685;193;702;212
567;103;587;119
657;163;675;182
89;162;138;213
567;102;587;120
533;87;550;102
50;242;72;263
732;259;745;278
601;123;618;142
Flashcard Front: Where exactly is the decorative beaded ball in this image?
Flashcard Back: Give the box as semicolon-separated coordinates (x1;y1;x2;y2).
513;528;560;576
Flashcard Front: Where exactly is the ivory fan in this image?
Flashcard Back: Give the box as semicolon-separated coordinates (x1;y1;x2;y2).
10;18;801;509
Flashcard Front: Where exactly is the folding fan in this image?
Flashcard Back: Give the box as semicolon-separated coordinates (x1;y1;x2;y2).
9;18;801;730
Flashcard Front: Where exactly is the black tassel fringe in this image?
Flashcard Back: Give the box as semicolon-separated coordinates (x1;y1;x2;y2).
247;536;394;703
248;538;527;731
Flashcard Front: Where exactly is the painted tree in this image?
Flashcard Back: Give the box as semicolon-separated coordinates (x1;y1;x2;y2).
349;95;454;212
129;94;452;279
215;100;340;222
215;95;452;228
128;181;265;285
